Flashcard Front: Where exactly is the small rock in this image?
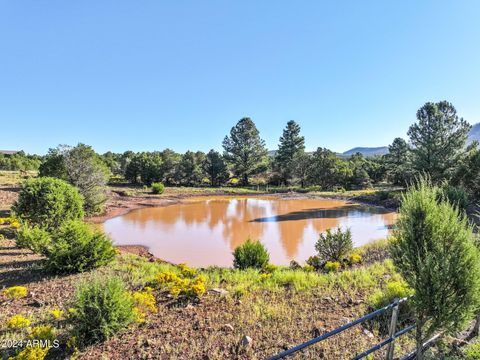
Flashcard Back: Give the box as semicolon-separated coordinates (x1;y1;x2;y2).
28;299;45;308
363;329;374;338
209;288;229;296
223;324;234;332
311;327;322;337
239;335;253;348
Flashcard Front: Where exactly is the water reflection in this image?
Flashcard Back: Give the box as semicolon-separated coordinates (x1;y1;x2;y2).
102;196;396;267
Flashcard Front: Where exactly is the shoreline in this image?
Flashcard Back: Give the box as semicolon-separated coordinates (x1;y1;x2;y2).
90;190;398;262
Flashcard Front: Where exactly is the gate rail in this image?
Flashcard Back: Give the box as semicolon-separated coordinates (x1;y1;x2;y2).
267;296;414;360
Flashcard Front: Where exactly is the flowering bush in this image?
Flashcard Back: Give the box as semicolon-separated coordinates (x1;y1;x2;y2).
0;217;20;228
156;270;206;299
178;263;197;278
6;315;31;329
28;326;56;342
348;253;362;265
7;347;49;360
132;287;157;314
49;308;64;320
324;261;341;272
3;286;28;299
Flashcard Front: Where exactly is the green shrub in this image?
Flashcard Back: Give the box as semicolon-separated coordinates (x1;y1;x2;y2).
151;182;165;194
70;276;135;344
233;239;269;270
16;225;51;253
289;260;301;270
43;220;116;274
315;227;353;262
306;255;322;270
13;177;84;230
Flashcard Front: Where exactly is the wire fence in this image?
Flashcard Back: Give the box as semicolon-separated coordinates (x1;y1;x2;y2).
267;296;415;360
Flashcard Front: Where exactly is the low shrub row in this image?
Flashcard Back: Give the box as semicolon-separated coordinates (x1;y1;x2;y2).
232;227;361;273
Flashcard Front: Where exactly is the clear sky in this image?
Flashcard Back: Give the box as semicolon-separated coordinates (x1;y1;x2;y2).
1;1;479;155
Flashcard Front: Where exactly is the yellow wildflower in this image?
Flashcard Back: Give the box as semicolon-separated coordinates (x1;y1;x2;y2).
3;286;28;299
49;308;64;320
7;347;49;360
6;315;30;329
28;326;56;342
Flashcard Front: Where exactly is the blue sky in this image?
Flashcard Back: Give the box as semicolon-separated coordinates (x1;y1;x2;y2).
1;1;479;155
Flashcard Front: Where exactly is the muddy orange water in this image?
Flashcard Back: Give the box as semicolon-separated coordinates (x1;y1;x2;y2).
102;196;397;267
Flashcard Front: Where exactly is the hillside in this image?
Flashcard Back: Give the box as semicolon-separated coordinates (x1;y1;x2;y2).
341;146;388;157
468;123;480;143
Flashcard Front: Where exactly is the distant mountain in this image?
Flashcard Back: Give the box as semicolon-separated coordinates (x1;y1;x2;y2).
468;123;480;144
341;147;388;157
268;124;480;159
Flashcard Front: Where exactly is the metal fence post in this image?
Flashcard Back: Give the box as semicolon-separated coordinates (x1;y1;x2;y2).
386;298;400;360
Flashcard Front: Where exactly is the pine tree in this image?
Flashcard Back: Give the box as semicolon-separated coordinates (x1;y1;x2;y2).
274;120;305;185
203;150;229;186
222;118;268;185
384;137;412;185
408;101;470;183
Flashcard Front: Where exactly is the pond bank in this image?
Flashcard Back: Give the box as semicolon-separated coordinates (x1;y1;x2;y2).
91;189;398;265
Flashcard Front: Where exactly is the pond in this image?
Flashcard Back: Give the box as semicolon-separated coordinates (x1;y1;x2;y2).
102;196;397;267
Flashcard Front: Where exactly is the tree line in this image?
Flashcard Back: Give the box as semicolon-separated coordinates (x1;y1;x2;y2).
3;100;480;210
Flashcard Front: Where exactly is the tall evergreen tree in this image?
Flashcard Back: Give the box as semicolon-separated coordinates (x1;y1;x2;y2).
222;118;268;185
408;101;470;183
384;137;412;185
203;150;229;186
274;120;305;185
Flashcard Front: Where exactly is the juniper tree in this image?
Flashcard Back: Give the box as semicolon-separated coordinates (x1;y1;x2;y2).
390;179;480;359
40;144;110;214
